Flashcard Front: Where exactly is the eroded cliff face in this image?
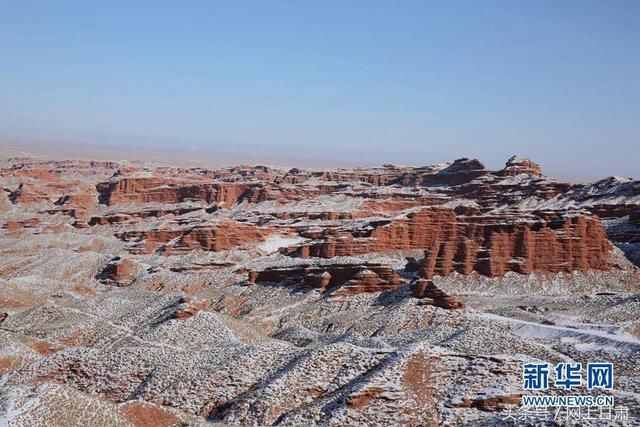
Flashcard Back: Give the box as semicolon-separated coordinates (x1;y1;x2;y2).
284;208;612;278
115;220;272;254
419;211;612;278
96;175;251;206
2;156;631;279
1;156;639;426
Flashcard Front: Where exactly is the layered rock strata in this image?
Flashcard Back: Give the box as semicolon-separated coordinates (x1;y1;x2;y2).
286;208;612;278
248;263;405;295
115;221;271;254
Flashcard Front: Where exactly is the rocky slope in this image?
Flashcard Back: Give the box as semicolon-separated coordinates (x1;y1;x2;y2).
0;156;638;426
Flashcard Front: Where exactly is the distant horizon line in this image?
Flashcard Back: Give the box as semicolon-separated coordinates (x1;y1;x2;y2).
1;140;635;184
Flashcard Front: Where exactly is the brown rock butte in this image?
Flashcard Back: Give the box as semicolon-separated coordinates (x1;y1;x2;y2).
498;156;543;177
98;257;138;286
412;279;465;309
248;263;405;295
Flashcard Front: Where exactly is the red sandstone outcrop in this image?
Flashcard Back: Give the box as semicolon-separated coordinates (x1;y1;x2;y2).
96;174;329;207
50;185;99;220
116;220;271;254
356;196;448;215
166;221;270;254
1;161;106;208
97;257;138;286
1;156;632;277
54;185;97;207
1;155;638;427
442;175;571;210
1;158;119;177
419;212;612;278
285;208;460;257
498;156;543;177
248;263;405;295
412;279;464;309
277;165;411;186
171;299;209;320
334;269;399;296
88;206;203;226
7;182;75;205
96;173;252;206
3;218;40;232
286;207;612;278
4;178;101;222
422;158;487;185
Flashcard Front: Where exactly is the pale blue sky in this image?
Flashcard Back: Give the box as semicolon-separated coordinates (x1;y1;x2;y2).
0;1;638;178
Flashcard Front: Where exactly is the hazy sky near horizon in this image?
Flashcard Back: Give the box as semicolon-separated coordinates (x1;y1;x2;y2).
1;1;638;179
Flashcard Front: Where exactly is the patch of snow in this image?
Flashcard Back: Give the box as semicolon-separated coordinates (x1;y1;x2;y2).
441;199;480;209
479;313;640;347
257;235;307;254
494;174;539;186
